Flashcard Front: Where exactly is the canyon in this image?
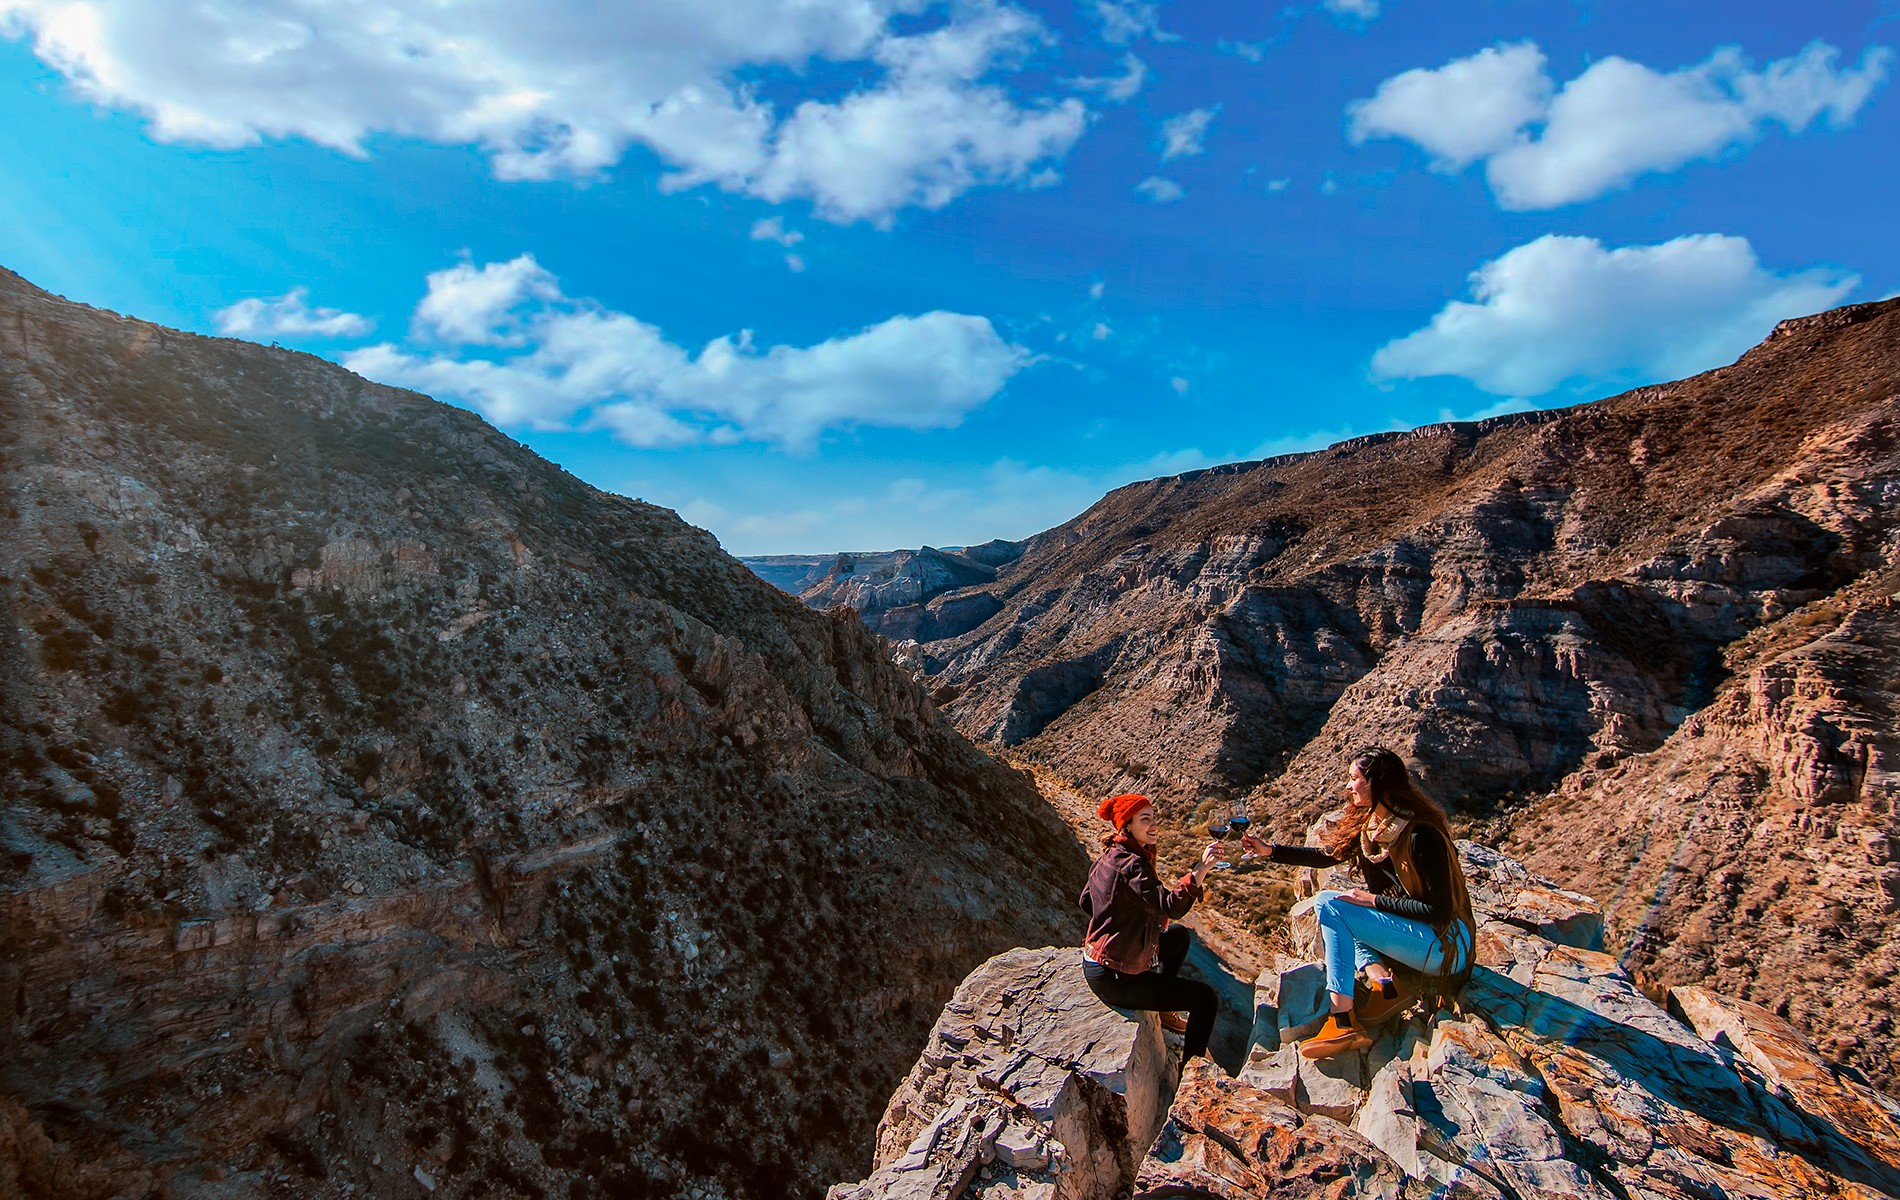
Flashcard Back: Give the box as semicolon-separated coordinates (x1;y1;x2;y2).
863;297;1900;1095
0;267;1085;1198
741;543;1025;646
7;259;1899;1198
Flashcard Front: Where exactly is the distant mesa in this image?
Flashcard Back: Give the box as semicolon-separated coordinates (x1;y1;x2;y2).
741;539;1025;642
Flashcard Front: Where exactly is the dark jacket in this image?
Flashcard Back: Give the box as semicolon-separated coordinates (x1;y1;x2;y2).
1078;839;1203;974
1260;824;1459;927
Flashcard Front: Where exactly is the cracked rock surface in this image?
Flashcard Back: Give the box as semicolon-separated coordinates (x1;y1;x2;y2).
843;842;1900;1199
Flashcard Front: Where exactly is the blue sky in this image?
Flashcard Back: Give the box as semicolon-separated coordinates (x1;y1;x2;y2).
2;1;1895;555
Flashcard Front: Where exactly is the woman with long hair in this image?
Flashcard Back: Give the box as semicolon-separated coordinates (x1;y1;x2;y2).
1079;793;1225;1061
1240;747;1476;1058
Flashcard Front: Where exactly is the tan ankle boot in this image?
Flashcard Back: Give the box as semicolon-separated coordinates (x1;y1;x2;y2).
1300;1010;1372;1059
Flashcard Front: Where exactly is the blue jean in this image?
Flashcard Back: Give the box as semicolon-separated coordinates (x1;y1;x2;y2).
1313;890;1471;997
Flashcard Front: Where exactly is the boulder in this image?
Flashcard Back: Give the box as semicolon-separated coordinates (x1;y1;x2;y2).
1669;985;1900;1180
846;844;1900;1200
1133;1060;1434;1199
1466;922;1900;1200
827;1095;1061;1200
1249;959;1330;1052
847;947;1175;1200
1402;1018;1615;1199
1458;841;1604;951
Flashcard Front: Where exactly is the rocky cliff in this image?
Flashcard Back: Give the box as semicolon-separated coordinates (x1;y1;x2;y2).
834;842;1900;1199
742;542;1026;645
912;298;1900;1091
0;267;1087;1198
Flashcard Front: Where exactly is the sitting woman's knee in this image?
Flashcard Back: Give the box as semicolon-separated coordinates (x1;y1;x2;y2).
1312;890;1348;922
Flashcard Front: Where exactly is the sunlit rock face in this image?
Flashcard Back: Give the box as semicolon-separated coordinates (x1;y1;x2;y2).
839;843;1900;1200
0;267;1088;1198
911;297;1900;1091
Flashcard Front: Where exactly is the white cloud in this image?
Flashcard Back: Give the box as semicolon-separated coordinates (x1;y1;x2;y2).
1089;280;1106;300
1091;322;1112;340
412;256;562;346
750;216;804;247
1349;43;1551;169
681;450;1214;554
0;0;1088;226
213;287;372;339
1371;233;1859;396
1434;396;1538;423
1135;175;1183;202
1247;424;1362;460
750;221;810;271
1351;40;1892;208
1091;1;1175;45
1159;105;1217;160
1265;176;1290;191
755;74;1086;225
1325;0;1381;20
344;254;1030;451
1138;447;1217;476
1069;52;1147;103
723;507;829;545
1169;376;1189;395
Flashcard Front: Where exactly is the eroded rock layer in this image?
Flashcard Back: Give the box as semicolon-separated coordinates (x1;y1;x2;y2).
0;268;1087;1198
838;844;1900;1200
920;298;1900;1089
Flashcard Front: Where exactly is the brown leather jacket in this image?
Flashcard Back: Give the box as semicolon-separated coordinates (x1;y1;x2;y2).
1078;839;1203;974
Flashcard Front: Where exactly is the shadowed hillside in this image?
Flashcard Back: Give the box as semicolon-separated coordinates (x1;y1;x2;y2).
0;267;1087;1198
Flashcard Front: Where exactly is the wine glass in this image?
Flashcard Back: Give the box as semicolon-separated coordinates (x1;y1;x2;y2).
1227;800;1254;861
1206;808;1233;870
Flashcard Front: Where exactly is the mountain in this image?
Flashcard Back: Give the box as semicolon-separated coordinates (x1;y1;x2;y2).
914;298;1900;1092
0;267;1086;1198
741;541;1027;643
736;552;844;594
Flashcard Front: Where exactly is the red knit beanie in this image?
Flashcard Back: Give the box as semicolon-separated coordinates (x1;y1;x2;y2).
1097;793;1153;830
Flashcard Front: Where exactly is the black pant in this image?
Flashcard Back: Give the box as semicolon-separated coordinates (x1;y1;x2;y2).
1083;926;1218;1060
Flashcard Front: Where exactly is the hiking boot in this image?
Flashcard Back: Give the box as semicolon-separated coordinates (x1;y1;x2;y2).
1157;1011;1189;1034
1300;1011;1372;1059
1356;981;1414;1026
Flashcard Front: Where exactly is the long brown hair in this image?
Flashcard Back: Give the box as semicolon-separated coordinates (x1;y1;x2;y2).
1330;747;1477;995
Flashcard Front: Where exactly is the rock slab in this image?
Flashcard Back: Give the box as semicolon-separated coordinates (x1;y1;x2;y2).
845;843;1900;1200
843;947;1174;1200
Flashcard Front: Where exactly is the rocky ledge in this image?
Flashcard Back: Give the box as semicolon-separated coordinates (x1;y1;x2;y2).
834;842;1900;1199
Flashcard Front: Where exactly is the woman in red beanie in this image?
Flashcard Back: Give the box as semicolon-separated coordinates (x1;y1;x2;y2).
1078;793;1224;1060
